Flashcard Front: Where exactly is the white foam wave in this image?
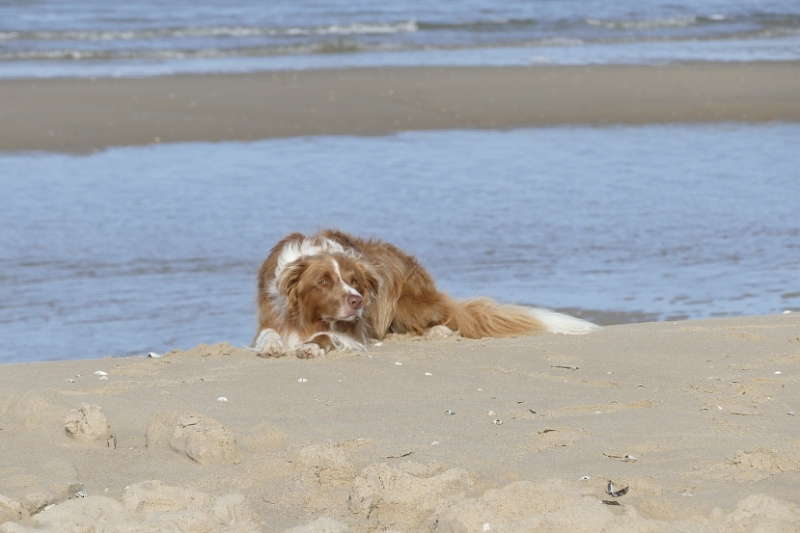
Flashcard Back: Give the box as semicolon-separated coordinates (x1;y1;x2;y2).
286;20;418;36
9;21;418;43
539;37;584;46
585;16;698;30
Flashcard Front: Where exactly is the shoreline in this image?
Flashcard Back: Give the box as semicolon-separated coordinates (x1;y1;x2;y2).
1;313;799;531
2;61;799;152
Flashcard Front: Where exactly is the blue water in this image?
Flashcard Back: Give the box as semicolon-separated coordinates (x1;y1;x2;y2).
1;124;798;364
1;0;799;77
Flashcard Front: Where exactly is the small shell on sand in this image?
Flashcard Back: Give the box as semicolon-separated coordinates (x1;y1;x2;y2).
148;352;162;358
607;480;629;497
492;419;503;425
298;378;308;383
445;410;455;415
217;397;228;402
94;371;108;376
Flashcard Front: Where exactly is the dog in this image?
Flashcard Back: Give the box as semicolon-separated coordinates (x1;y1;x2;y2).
253;229;600;358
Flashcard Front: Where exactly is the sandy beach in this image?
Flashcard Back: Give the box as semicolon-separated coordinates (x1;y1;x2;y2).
1;314;799;531
3;59;800;531
2;62;800;152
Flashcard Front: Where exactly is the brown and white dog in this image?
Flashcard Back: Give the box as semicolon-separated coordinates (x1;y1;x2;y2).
254;229;599;358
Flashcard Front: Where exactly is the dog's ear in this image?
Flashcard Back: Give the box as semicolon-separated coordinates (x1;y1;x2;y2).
357;261;380;301
277;260;308;306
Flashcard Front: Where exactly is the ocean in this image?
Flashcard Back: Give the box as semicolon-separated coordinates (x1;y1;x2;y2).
1;0;799;363
1;124;798;363
1;0;799;77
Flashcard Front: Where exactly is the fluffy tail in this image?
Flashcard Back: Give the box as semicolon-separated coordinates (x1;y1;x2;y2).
443;297;600;338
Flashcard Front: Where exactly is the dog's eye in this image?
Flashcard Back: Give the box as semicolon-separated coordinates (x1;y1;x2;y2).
320;278;330;285
351;278;358;286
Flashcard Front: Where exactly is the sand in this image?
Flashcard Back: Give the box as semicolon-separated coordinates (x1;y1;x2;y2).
1;313;800;532
3;62;800;530
2;62;800;152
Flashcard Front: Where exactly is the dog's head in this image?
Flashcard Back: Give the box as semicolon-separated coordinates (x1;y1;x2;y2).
276;253;379;327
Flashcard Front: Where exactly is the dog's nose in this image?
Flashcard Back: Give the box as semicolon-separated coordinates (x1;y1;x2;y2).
347;293;363;310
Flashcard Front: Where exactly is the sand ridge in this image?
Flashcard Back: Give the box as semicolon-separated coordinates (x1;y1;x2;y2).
1;314;799;531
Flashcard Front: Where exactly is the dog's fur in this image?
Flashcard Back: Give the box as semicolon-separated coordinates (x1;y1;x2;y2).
254;229;599;358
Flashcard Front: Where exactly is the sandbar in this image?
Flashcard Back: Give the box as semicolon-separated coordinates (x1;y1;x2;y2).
2;62;799;152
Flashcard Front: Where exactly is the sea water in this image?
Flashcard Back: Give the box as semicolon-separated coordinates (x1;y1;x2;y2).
1;123;798;363
1;0;799;77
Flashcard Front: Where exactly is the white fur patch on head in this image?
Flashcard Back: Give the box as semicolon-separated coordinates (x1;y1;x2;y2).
268;236;346;300
330;256;361;297
275;237;345;281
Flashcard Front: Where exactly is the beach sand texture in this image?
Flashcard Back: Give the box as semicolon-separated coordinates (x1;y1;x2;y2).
3;60;800;531
1;314;799;531
2;62;800;152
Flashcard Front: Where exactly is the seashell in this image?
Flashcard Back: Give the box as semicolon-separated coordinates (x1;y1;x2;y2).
425;372;432;376
148;352;162;358
217;397;228;402
99;376;108;381
487;410;496;416
492;419;503;425
66;379;76;383
395;362;402;366
445;409;455;415
94;371;107;376
298;378;308;383
579;475;591;481
606;480;629;498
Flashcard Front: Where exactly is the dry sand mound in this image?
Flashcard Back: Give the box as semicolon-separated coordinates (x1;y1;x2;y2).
0;481;260;533
64;403;114;446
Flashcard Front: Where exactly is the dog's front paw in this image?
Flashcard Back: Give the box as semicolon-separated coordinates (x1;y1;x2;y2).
254;329;287;358
297;342;325;359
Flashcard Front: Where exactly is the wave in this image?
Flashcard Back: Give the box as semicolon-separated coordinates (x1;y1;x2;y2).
1;20;419;43
417;18;539;31
0;40;385;61
2;12;800;63
585;16;700;30
4;13;800;46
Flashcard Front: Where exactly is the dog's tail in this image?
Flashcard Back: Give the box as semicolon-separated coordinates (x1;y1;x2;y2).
443;297;600;338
